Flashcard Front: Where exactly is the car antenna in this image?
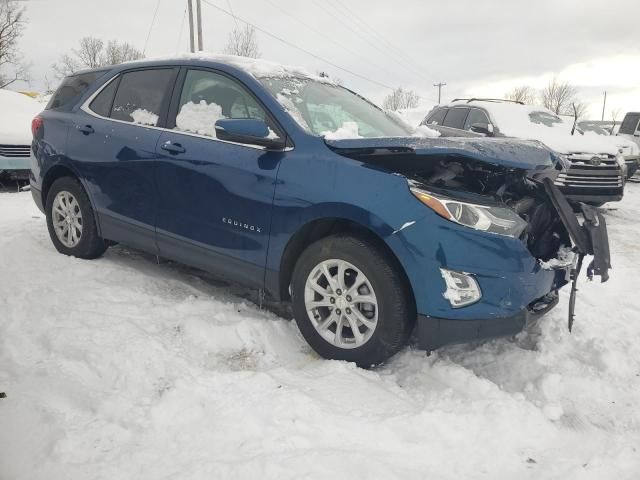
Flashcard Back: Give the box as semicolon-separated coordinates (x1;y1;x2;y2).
571;103;578;136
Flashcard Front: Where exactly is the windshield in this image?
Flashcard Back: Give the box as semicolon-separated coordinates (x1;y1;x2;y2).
579;123;610;136
528;110;563;127
259;77;411;138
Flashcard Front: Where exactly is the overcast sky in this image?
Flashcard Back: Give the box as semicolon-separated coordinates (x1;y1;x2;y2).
13;0;640;119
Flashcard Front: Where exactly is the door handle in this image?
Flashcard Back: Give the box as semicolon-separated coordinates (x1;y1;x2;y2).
161;141;186;154
77;124;94;135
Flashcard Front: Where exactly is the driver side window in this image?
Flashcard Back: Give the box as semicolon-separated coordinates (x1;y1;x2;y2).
174;69;273;139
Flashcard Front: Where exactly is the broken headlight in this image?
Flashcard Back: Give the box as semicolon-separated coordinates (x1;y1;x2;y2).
410;187;528;238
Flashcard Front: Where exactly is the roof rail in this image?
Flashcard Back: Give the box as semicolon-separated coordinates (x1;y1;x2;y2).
451;98;525;105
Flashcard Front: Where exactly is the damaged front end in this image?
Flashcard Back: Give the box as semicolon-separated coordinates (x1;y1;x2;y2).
328;137;611;334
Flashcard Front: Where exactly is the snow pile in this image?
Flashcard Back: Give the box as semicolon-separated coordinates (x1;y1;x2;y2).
322;121;362;139
175;100;224;137
412;124;440;138
2;187;640;478
396;105;435;127
130;108;159;126
0;89;42;145
470;101;621;155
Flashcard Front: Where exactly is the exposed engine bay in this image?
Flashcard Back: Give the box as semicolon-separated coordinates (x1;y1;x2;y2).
335;148;570;261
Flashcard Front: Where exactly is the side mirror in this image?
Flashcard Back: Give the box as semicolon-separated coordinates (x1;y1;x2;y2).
469;123;494;136
214;118;286;150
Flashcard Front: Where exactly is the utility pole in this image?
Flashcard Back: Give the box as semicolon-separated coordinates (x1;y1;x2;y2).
196;0;204;51
601;91;607;121
187;0;195;53
433;82;446;104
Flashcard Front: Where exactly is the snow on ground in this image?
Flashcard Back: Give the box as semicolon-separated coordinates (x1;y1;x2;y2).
1;187;640;480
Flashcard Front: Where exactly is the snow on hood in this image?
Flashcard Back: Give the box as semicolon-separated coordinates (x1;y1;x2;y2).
468;101;621;156
583;131;640;156
325;136;556;170
0;90;42;145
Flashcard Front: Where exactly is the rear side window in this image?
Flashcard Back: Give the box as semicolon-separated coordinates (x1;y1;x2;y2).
442;108;468;129
619;113;640;134
425;108;447;125
46;71;106;111
89;78;119;117
110;69;175;126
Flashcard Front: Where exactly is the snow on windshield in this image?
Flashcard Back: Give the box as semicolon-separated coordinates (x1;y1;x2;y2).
175;101;225;137
477;102;621;155
322;121;362;140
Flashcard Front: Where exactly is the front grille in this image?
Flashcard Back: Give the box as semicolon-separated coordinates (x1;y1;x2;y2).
0;144;31;158
554;154;623;190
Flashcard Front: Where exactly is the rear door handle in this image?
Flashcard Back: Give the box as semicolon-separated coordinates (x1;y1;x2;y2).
77;124;94;135
161;141;186;154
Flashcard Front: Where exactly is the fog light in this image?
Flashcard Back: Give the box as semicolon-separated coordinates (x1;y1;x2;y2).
440;269;481;308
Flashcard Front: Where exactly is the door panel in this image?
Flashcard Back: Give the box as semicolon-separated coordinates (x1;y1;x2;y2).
154;133;282;287
68;111;161;250
67;67;177;251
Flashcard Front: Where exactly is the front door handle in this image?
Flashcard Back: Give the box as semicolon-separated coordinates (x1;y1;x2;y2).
77;124;94;135
161;141;186;154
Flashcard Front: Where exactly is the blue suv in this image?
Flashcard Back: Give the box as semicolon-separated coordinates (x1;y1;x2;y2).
30;55;610;366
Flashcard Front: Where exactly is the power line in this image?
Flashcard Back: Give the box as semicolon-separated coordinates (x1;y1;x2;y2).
309;0;431;86
327;0;429;74
143;0;162;55
262;0;402;82
201;0;396;90
226;0;239;29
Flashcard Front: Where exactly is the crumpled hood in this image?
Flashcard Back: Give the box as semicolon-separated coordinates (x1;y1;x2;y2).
0;90;42;146
325;136;556;170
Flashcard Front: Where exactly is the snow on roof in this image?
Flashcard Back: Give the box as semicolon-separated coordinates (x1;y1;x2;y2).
452;100;621;156
127;52;335;84
0;89;42;145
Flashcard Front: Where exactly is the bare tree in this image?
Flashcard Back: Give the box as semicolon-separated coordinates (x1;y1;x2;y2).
611;108;622;126
541;77;582;116
101;40;144;66
52;36;144;79
382;87;420;111
224;25;260;58
505;85;537;105
0;0;29;88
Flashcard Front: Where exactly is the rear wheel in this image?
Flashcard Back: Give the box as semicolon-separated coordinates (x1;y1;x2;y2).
45;177;108;259
291;234;415;367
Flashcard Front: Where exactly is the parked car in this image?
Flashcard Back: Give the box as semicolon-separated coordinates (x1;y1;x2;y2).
578;120;640;179
30;56;609;366
422;99;626;205
0;89;42;182
618;112;640;147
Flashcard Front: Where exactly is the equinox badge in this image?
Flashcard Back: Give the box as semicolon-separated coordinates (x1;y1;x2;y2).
222;217;262;233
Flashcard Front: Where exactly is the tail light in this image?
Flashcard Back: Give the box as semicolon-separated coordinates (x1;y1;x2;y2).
31;116;43;137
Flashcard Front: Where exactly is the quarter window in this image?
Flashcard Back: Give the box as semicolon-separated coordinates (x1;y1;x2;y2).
89;77;119;117
46;70;106;111
463;109;490;130
442;108;468;129
174;69;269;138
110;69;175;126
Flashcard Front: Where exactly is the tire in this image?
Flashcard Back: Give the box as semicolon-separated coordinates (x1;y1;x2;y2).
291;234;415;367
45;176;108;259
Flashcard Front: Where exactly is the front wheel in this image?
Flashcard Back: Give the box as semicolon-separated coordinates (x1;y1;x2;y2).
291;234;415;367
45;176;108;259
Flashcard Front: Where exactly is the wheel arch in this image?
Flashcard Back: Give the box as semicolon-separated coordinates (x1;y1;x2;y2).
41;163;102;236
275;217;416;311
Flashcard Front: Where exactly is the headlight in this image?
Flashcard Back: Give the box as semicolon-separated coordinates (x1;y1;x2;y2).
410;186;527;238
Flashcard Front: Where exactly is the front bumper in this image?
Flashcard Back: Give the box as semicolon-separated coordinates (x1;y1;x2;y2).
416;291;559;351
